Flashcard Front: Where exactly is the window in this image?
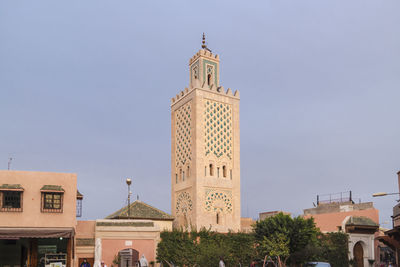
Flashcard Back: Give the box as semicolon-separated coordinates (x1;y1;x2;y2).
205;166;207;176
1;191;23;212
41;192;63;213
216;213;220;224
209;164;214;176
217;167;220;178
44;193;62;209
222;166;227;178
40;185;64;213
182;171;185;181
230;170;232;180
207;74;211;86
187;166;190;178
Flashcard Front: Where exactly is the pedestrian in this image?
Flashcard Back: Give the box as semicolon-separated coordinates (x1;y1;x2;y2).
80;259;90;267
219;256;225;267
101;261;107;267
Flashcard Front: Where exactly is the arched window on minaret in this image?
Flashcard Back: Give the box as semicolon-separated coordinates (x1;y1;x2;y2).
182;171;185;181
176;174;178;184
217;167;220;178
207;74;211;86
209;164;214;176
230;170;232;180
222;166;227;178
180;169;182;181
216;213;220;224
205;166;207;176
187;166;190;178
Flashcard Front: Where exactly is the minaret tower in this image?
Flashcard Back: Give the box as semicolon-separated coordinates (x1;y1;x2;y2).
171;34;240;232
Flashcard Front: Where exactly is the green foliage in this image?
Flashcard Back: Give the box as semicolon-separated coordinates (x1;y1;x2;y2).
157;215;349;267
318;232;349;267
156;228;256;267
254;213;319;265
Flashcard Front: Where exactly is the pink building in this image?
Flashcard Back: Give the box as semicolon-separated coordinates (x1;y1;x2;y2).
75;200;174;267
0;170;81;267
304;192;379;267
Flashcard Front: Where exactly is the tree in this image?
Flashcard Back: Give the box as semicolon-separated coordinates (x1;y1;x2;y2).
260;233;290;267
318;232;349;267
254;213;319;265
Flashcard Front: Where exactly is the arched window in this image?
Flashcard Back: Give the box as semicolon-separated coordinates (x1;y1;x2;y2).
180;169;182;181
216;213;220;224
176;174;178;184
222;166;227;178
205;166;207;176
182;171;185;181
217;167;220;178
230;170;232;180
209;164;214;176
187;166;190;178
207;74;211;86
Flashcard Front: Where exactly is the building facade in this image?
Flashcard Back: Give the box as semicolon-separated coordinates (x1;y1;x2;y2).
0;170;79;267
75;200;173;267
304;196;379;267
171;39;241;232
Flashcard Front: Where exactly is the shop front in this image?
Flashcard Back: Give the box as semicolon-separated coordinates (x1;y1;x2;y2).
0;228;74;267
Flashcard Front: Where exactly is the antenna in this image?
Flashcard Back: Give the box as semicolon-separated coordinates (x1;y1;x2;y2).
8;157;13;170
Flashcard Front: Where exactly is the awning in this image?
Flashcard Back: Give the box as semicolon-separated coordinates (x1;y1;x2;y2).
376;235;400;250
0;227;74;239
40;185;64;192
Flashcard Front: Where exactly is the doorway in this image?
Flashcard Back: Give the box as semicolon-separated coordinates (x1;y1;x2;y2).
353;241;364;267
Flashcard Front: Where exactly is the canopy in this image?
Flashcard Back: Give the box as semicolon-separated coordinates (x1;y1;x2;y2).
0;227;74;239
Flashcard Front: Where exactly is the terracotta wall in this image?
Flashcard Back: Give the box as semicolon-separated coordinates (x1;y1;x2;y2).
101;239;155;266
304;208;379;232
0;170;77;228
76;220;96;238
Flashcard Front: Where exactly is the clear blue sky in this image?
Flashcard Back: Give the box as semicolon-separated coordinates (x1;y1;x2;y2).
1;1;399;226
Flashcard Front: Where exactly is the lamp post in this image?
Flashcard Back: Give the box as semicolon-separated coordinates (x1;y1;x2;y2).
372;192;400;199
126;178;132;218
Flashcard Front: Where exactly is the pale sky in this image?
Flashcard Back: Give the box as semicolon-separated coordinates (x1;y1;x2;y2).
0;0;399;226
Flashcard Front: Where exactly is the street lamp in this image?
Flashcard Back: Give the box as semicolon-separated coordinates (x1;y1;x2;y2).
126;178;132;217
372;192;400;197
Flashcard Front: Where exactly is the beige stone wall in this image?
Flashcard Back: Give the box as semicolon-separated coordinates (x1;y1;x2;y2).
171;49;241;232
0;170;77;228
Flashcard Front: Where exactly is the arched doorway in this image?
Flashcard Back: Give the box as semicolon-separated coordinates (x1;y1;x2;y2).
353;242;364;267
118;248;140;267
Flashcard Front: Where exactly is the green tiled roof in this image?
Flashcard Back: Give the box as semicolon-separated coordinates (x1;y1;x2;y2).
105;200;174;221
346;216;379;227
0;184;23;190
40;185;64;192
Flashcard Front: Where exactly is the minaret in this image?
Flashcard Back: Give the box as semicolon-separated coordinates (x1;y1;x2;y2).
171;34;240;232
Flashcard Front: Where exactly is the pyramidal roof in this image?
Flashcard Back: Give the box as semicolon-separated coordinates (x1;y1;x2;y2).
105;200;174;221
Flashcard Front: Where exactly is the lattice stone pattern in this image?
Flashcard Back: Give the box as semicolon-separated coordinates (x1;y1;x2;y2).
175;101;192;168
176;191;193;215
204;99;233;159
205;189;233;213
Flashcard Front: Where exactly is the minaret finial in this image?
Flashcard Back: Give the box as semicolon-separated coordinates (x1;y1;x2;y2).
202;33;207;49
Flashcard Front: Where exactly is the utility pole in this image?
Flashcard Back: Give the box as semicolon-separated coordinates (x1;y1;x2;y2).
7;157;12;170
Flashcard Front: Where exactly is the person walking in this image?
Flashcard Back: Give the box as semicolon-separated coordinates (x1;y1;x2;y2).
219;257;225;267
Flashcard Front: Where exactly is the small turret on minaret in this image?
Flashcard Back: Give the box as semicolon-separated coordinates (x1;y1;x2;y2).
189;33;220;89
